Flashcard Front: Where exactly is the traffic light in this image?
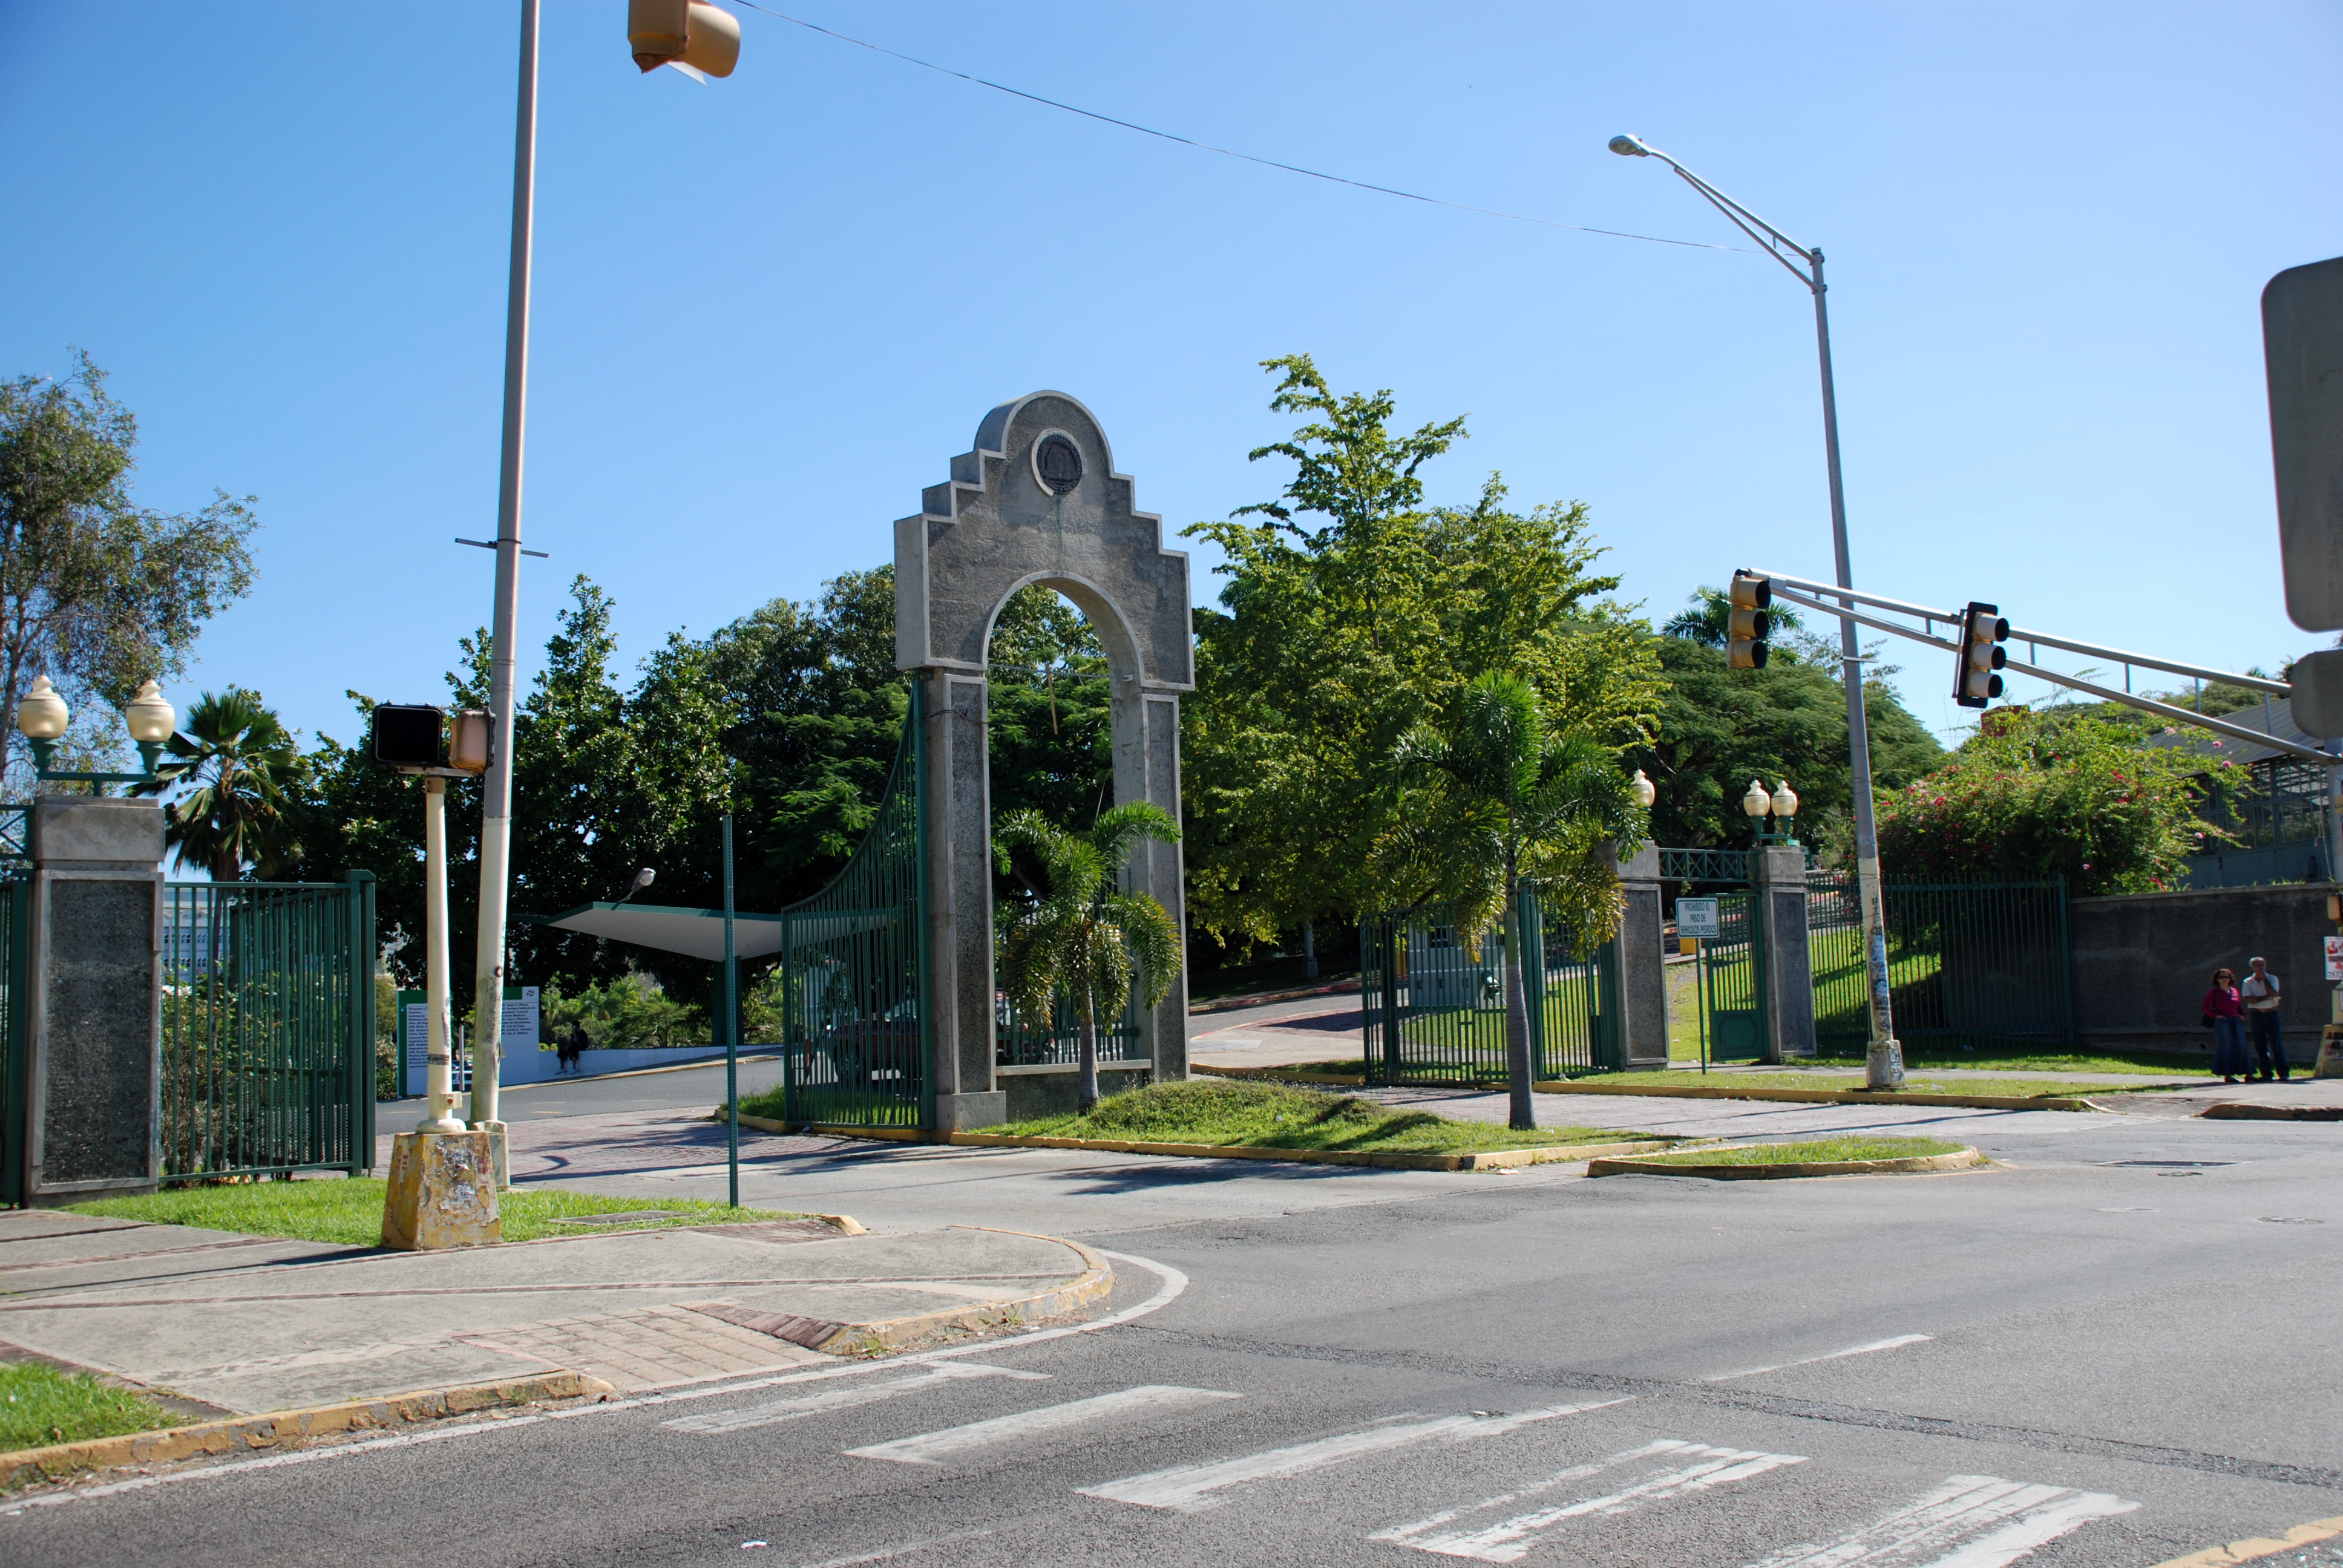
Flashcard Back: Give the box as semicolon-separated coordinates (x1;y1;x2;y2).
1953;601;2009;709
628;0;741;77
1726;570;1771;670
372;705;445;769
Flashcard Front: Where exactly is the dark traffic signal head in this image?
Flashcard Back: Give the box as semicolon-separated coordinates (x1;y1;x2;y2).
371;705;445;769
1953;601;2009;709
1728;570;1771;670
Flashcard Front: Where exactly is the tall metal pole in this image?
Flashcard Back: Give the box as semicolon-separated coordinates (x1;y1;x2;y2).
419;779;464;1133
1809;256;1905;1090
470;0;539;1131
723;812;739;1209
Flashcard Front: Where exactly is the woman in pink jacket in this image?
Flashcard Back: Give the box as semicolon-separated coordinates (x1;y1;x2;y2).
2203;967;2248;1084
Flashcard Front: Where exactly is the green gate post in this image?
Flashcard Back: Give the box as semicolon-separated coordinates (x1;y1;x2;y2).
346;871;377;1176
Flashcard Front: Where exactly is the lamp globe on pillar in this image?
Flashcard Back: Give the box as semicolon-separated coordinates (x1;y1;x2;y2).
16;676;69;775
1769;779;1798;843
123;681;175;776
1742;777;1772;835
1630;768;1657;810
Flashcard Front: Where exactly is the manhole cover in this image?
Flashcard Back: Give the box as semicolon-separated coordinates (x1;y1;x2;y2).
2102;1160;2233;1168
546;1210;688;1227
2258;1216;2324;1225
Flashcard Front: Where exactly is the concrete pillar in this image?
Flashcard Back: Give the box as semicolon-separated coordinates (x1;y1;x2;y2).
1602;842;1670;1069
21;797;163;1204
921;668;1006;1132
1115;682;1189;1085
1752;844;1816;1061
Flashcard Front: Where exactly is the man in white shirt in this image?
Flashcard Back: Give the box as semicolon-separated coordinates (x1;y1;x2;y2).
2241;956;2290;1083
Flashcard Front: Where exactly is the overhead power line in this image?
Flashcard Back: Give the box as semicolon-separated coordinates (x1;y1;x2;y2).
729;2;1739;253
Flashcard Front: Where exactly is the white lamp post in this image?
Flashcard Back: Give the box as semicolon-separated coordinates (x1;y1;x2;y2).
1630;768;1658;810
15;676;174;784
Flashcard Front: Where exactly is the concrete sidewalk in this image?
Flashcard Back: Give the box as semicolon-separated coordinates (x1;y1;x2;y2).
0;1209;1103;1417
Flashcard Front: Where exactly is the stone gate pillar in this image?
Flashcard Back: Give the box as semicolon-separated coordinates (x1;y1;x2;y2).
21;797;164;1204
897;393;1195;1129
1752;844;1816;1062
1602;841;1670;1069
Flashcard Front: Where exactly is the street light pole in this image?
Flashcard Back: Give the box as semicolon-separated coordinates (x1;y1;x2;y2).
470;0;540;1138
723;812;739;1210
1609;132;1904;1088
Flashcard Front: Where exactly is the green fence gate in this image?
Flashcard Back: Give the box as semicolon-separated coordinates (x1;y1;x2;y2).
158;874;378;1183
1700;891;1769;1062
1809;872;2074;1055
778;700;929;1128
1360;886;1620;1084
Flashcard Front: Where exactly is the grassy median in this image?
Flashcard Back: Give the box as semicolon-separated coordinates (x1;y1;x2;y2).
982;1079;1639;1154
1628;1135;1965;1166
0;1363;176;1453
68;1180;802;1247
1247;1062;2141;1099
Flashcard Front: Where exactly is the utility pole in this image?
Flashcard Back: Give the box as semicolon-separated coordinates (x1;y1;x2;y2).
470;0;540;1149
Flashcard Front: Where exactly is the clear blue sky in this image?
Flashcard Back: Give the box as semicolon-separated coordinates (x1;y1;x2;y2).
5;2;2338;753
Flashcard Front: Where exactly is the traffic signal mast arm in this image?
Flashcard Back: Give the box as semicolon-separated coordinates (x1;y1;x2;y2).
1756;575;2331;765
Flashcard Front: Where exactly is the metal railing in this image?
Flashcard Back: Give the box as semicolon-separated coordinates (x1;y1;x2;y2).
778;699;928;1127
1809;872;2073;1054
1360;884;1619;1084
997;988;1143;1068
159;874;376;1182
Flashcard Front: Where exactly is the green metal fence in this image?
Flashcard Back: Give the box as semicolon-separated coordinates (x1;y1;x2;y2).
778;697;928;1127
0;877;25;1206
1360;885;1619;1084
159;874;377;1182
1809;872;2073;1054
1700;891;1768;1061
997;990;1143;1068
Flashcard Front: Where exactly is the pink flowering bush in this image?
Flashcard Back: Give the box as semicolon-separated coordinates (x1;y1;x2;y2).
1868;708;2235;895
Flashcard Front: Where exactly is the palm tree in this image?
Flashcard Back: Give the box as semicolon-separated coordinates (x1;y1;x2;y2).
994;803;1184;1113
142;687;306;881
1380;672;1648;1130
1662;586;1803;647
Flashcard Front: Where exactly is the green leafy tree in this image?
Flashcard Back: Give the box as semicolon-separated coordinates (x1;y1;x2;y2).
1865;705;2230;892
994;803;1184;1112
1633;632;1943;854
987;584;1112;828
145;687;306;881
1184;355;1662;959
0;353;257;794
1377;673;1648;1130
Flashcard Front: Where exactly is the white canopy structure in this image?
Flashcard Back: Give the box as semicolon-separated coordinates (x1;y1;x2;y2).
525;901;784;962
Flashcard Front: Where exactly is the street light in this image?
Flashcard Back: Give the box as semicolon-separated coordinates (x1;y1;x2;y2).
1630;768;1657;809
15;676;175;783
1609;131;1905;1090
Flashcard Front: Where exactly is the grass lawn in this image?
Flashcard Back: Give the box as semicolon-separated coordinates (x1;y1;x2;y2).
980;1079;1638;1154
1628;1135;1966;1166
68;1180;803;1248
1804;1049;2209;1076
1;1362;177;1452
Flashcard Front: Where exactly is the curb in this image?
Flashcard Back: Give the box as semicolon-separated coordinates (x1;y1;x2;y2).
810;1228;1116;1357
1586;1146;1988;1180
2148;1512;2343;1567
1193;1064;2103;1111
2198;1102;2343;1121
0;1369;612;1491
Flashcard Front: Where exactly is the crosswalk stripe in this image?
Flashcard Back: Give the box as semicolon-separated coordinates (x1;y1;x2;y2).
846;1385;1243;1466
1080;1399;1634;1514
1745;1473;2140;1568
663;1362;1049;1434
1374;1439;1809;1561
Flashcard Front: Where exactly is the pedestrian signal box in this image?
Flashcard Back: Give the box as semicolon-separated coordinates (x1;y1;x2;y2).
372;705;445;769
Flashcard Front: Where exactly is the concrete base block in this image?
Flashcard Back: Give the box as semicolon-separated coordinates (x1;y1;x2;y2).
1003;1067;1150;1122
470;1120;509;1191
931;1091;1008;1132
381;1131;502;1250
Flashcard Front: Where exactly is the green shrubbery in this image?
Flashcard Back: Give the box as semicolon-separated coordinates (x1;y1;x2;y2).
1867;707;2234;894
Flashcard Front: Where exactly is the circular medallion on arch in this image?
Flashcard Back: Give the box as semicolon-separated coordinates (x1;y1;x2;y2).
1033;433;1084;496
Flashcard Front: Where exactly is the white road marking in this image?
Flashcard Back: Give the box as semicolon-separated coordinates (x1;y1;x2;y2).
847;1385;1242;1465
1745;1473;2140;1567
1704;1333;1933;1382
664;1362;1048;1434
1374;1439;1807;1561
1080;1399;1634;1514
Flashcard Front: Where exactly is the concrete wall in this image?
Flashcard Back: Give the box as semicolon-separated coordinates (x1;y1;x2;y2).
1001;1064;1151;1122
2070;881;2336;1064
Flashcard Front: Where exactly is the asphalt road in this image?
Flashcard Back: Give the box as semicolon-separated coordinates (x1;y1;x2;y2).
13;1088;2340;1567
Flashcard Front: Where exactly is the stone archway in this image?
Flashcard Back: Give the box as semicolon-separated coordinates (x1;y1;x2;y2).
895;393;1193;1129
